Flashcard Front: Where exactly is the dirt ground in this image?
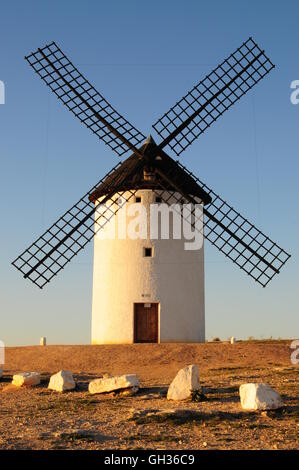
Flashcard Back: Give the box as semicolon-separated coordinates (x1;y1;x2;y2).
0;341;298;450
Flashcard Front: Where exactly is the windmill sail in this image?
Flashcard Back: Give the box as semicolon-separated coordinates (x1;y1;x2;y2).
12;161;141;288
153;161;290;287
25;42;146;156
153;37;274;156
12;39;290;290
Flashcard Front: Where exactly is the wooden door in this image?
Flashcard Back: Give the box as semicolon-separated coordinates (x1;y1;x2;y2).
134;303;158;343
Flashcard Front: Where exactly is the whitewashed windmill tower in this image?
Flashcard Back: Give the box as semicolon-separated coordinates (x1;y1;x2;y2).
12;38;290;344
89;135;210;344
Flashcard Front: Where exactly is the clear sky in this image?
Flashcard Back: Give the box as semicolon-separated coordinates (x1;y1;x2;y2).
0;0;298;345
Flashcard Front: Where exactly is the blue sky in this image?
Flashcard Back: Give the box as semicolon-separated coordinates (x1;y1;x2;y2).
0;0;298;345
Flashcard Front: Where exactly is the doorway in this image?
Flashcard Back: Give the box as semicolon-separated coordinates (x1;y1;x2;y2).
134;303;159;343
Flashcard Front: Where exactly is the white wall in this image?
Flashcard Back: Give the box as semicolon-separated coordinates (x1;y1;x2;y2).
91;190;205;344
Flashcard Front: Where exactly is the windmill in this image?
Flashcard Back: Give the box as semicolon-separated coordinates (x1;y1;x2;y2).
12;38;290;344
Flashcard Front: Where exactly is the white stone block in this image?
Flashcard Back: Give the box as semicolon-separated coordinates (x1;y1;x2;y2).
48;370;76;392
239;383;284;410
12;372;40;387
89;374;139;394
230;336;236;344
167;364;200;401
40;337;46;346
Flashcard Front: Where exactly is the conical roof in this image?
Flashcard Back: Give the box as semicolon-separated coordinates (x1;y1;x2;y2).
89;136;212;204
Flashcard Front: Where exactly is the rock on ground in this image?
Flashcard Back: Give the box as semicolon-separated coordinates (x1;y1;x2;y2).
48;370;76;392
129;408;204;425
239;383;284;410
117;386;139;397
89;374;139;395
12;372;40;387
167;364;200;401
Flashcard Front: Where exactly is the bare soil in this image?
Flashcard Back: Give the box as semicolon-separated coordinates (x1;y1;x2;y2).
0;341;298;450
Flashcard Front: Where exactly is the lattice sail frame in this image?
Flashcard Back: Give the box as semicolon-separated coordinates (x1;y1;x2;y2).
153;37;275;155
25;42;146;156
151;163;290;287
12;160;290;288
12;37;290;289
12;162;140;288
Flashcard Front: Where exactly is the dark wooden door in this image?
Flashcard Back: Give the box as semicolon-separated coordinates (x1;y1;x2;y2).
134;303;158;343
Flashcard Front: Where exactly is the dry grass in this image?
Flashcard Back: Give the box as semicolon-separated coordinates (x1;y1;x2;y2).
0;340;298;450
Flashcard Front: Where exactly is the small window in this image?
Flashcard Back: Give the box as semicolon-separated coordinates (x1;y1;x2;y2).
143;247;153;257
135;196;142;203
155;196;162;203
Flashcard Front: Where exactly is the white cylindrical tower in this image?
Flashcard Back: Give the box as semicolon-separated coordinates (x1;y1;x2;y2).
91;188;205;344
